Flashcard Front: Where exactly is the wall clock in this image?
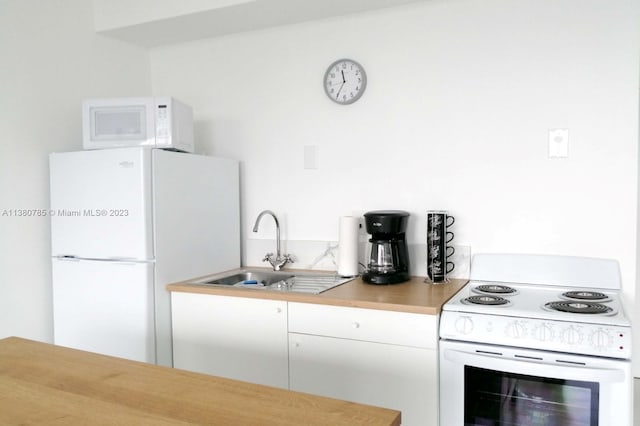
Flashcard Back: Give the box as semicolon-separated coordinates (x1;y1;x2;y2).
323;59;367;105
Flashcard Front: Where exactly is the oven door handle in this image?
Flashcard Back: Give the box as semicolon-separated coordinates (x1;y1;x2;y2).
443;349;627;383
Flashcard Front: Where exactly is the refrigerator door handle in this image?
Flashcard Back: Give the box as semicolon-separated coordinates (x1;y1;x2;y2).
105;257;155;263
53;255;81;261
53;256;154;264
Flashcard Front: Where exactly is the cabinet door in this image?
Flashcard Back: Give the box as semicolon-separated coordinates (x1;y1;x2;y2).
289;333;438;426
172;292;288;389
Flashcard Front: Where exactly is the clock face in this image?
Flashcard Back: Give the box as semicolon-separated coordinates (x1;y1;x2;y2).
324;59;367;105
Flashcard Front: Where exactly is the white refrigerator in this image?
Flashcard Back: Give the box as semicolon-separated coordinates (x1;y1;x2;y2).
49;147;240;366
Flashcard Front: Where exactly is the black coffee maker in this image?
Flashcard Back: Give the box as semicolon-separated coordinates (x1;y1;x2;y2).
362;210;410;285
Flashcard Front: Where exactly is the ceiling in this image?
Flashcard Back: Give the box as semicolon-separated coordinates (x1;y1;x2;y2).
95;0;429;47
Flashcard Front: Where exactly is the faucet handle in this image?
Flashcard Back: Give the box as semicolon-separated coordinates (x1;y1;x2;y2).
262;253;274;263
271;254;293;271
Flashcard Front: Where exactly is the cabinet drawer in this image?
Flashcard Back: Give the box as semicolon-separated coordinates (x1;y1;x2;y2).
288;302;437;348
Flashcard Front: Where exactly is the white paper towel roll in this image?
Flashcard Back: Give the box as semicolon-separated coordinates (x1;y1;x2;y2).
338;216;360;277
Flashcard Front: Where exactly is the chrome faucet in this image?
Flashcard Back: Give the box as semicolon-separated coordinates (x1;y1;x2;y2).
252;210;293;271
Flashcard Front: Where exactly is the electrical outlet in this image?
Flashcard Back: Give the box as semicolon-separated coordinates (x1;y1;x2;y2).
548;129;569;158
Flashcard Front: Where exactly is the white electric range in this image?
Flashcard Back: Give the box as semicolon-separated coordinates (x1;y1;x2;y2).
439;254;632;426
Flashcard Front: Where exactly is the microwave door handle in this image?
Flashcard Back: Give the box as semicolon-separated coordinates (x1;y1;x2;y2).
443;349;626;383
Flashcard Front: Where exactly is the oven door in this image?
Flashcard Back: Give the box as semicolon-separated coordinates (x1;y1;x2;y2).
439;339;631;426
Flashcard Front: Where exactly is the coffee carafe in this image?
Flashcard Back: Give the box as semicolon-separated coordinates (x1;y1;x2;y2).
362;210;410;285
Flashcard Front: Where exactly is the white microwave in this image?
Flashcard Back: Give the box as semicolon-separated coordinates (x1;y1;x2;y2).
82;97;194;152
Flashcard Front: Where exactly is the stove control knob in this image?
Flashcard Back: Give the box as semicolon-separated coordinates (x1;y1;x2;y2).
561;326;583;345
455;316;474;335
590;328;613;350
505;321;525;338
532;324;554;342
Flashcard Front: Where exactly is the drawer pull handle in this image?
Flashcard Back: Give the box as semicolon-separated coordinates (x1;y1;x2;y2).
352;321;360;329
276;307;282;314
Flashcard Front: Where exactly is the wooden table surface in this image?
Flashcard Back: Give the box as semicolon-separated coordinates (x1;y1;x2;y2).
0;337;400;425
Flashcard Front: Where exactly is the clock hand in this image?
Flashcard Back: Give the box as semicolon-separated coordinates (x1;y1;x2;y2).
341;70;346;83
335;81;345;100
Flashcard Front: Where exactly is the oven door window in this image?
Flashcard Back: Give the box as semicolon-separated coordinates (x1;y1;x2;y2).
464;366;599;426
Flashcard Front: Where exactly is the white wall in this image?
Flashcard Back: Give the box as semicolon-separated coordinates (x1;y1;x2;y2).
0;0;150;342
149;0;639;299
151;0;640;369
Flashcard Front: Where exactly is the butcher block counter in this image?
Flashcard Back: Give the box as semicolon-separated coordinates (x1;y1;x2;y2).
0;337;400;425
167;270;468;315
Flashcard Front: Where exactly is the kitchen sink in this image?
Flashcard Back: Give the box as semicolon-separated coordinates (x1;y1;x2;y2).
201;271;294;287
191;268;354;294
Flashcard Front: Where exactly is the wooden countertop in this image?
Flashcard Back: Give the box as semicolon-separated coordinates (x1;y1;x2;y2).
168;269;468;315
0;337;400;426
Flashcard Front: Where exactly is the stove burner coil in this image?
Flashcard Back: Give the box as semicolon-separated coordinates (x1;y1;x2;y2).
474;284;516;295
462;295;510;306
561;291;609;301
544;301;613;315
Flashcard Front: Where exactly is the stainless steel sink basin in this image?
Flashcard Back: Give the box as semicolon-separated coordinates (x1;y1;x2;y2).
191;268;354;294
202;271;294;287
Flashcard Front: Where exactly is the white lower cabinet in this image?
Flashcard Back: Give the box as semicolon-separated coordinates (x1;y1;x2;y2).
171;294;439;425
288;302;439;426
171;292;288;389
